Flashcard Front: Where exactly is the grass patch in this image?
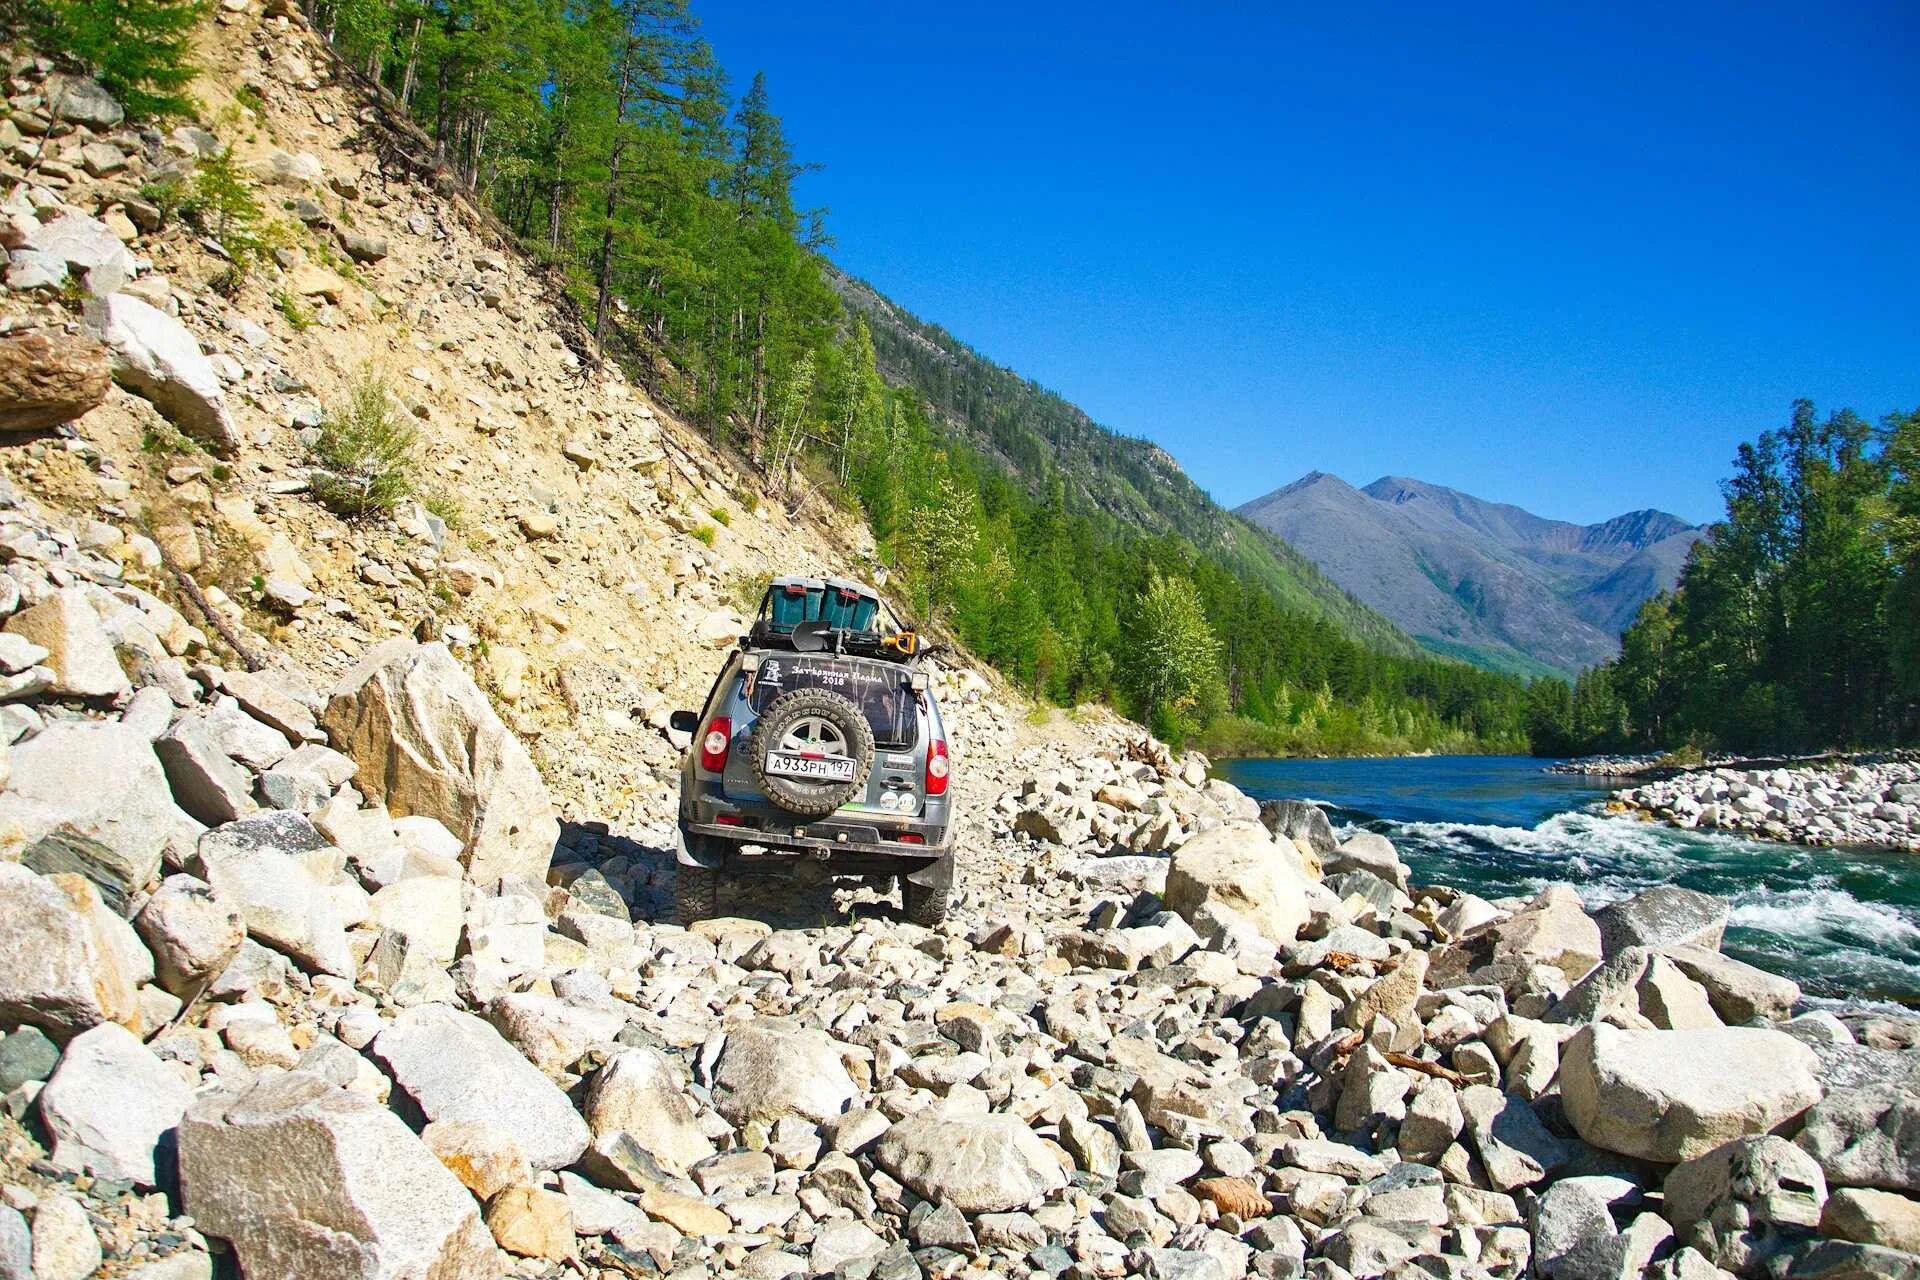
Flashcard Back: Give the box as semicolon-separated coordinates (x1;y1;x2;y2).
691;525;717;546
730;570;773;613
709;506;731;527
142;423;201;456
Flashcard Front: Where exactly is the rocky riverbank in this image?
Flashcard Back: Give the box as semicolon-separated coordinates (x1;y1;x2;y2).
1544;755;1674;779
1611;759;1920;853
0;478;1917;1280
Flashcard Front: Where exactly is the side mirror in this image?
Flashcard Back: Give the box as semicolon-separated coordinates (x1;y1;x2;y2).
669;710;699;734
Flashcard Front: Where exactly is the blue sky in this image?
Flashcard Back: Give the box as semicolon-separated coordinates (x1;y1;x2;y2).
697;2;1918;526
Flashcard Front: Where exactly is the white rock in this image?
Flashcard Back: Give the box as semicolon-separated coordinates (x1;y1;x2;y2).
1163;822;1312;946
712;1019;860;1126
586;1047;716;1175
83;295;240;454
322;641;558;886
1561;1024;1823;1163
370;1003;589;1170
0;864;143;1042
39;1023;193;1186
179;1071;498;1280
873;1113;1068;1213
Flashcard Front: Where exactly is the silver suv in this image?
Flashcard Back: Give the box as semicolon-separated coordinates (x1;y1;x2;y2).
671;577;956;926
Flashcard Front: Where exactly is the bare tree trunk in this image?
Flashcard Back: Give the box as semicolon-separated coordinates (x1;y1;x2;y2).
398;15;423;108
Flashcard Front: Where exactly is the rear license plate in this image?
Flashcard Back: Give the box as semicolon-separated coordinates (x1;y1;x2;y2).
765;752;857;782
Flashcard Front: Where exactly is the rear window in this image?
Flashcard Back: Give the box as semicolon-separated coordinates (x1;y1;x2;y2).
747;657;919;750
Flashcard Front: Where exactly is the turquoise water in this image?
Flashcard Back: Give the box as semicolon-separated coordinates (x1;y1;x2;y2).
1214;755;1920;1007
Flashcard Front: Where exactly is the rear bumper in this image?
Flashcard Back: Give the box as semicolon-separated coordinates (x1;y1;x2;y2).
677;819;954;886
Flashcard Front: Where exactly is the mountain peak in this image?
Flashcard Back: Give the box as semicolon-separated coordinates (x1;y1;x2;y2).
1238;471;1704;674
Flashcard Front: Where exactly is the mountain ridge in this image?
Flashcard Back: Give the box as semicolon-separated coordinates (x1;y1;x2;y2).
1239;472;1704;675
827;268;1425;657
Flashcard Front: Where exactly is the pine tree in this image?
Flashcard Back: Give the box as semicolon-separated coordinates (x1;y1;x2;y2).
41;0;206;118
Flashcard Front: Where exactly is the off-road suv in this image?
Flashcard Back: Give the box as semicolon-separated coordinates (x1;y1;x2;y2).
671;576;956;926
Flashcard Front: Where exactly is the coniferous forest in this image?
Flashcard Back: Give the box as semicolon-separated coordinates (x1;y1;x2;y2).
1531;401;1920;756
27;0;1557;754
202;0;1530;755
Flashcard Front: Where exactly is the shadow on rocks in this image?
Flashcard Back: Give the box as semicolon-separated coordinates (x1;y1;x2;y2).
552;819;918;931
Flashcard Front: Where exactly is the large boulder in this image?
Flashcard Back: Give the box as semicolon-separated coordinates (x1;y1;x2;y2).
46;75;123;128
189;815;355;978
0;331;111;431
0;719;199;908
1458;1084;1570;1191
1663;1136;1828;1276
38;1023;193;1187
873;1114;1068;1213
1327;831;1409;890
1822;1189;1920;1256
322;641;557;886
83;295;240;454
0;864;143;1041
1560;1024;1823;1163
1594;886;1730;957
484;993;625;1076
1430;884;1602;990
1794;1086;1920;1193
370;1003;588;1170
1258;799;1336;858
1547;947;1721;1030
712;1019;859;1126
179;1071;500;1280
1163;822;1312;946
585;1048;715;1176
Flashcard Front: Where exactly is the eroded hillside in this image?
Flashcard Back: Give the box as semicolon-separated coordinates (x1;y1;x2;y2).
0;5;1047;841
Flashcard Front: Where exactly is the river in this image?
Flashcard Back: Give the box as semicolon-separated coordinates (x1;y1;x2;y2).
1213;755;1920;1007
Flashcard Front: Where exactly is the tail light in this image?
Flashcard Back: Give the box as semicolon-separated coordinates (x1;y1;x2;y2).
896;832;926;845
700;716;732;772
925;738;949;796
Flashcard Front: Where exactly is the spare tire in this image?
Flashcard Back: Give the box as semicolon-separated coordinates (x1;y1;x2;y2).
747;687;875;816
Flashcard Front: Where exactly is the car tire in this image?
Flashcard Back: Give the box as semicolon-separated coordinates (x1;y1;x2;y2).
902;877;950;928
746;688;876;817
676;865;721;924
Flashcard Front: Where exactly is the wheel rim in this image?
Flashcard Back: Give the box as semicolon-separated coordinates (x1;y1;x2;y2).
778;715;849;758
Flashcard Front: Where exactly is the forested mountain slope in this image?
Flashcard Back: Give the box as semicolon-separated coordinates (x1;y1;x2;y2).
827;270;1415;654
1239;472;1702;675
21;0;1536;753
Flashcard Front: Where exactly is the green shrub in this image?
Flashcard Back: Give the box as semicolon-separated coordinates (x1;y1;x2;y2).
423;492;465;531
308;373;416;517
141;423;200;455
182;149;281;279
709;506;731;527
274;291;312;330
691;525;716;546
139;177;187;229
